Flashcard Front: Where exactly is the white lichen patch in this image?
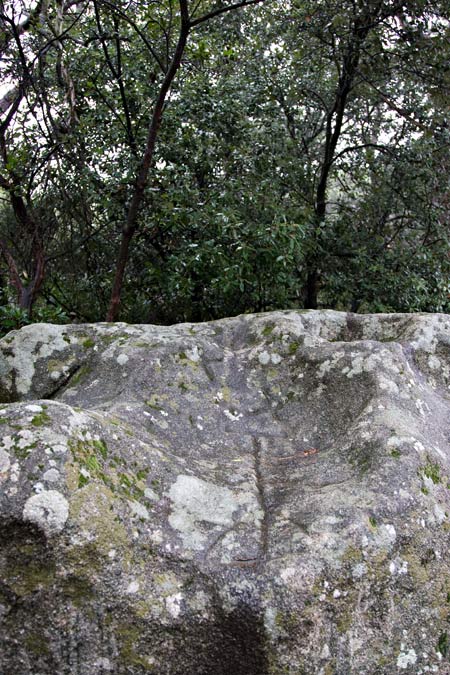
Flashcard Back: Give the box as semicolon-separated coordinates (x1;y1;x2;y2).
352;563;367;579
1;324;71;395
0;449;11;476
432;503;446;524
116;353;129;366
411;321;439;353
10;462;20;483
428;355;441;370
223;409;243;422
264;606;282;639
318;351;345;377
16;429;35;448
66;408;92;434
25;404;43;413
373;523;397;549
414;440;425;453
185;346;201;362
320;644;331;659
397;647;417;669
1;436;14;450
344;352;384;379
146;414;169;430
126;580;140;594
389;558;408;576
379;376;399;394
279;567;296;584
258;351;271;366
188;591;211;619
144;487;159;501
165;592;183;618
22;489;69;535
128;500;149;520
387;436;416;452
51;443;68;454
43;468;60;483
149;529;163;545
168;475;255;551
256;349;283;366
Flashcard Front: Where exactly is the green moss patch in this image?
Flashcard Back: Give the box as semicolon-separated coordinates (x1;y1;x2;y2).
31;411;50;427
82;337;95;349
419;458;441;485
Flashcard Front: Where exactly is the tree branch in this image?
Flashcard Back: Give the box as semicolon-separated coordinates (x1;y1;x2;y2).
190;0;267;28
331;142;393;164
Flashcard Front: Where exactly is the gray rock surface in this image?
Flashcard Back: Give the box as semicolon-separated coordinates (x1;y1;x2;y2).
0;310;449;674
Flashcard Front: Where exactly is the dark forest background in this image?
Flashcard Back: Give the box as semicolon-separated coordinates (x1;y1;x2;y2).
0;0;449;334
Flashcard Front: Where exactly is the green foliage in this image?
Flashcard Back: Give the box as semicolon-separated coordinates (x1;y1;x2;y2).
0;305;30;337
136;216;305;323
437;632;448;657
0;301;69;339
0;0;448;323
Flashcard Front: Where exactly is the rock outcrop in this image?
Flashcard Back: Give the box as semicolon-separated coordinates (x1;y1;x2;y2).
0;310;449;674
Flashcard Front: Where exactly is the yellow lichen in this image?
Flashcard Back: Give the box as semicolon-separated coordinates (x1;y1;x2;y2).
69;483;129;555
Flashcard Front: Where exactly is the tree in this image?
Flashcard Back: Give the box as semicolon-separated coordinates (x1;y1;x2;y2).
0;0;84;314
102;0;269;321
227;0;450;309
0;0;448;327
0;1;268;320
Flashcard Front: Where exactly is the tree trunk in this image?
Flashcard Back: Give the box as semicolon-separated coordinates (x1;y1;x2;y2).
304;269;318;309
106;5;190;322
106;227;135;322
105;0;266;321
303;5;380;309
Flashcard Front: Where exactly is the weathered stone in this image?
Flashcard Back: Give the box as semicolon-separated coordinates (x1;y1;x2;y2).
0;310;449;674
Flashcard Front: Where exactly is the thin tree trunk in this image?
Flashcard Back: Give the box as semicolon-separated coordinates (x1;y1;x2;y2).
303;6;379;309
0;179;46;317
0;237;45;317
304;269;319;309
105;0;266;321
106;4;190;322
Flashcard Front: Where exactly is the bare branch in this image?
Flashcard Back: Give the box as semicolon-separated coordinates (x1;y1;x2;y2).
97;0;167;73
332;142;393;164
190;0;267;28
357;72;430;133
0;0;45;57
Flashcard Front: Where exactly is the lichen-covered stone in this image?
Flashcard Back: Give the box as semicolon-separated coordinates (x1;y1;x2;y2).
0;311;449;674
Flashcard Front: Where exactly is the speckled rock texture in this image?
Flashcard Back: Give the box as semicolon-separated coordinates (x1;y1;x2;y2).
0;310;449;675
